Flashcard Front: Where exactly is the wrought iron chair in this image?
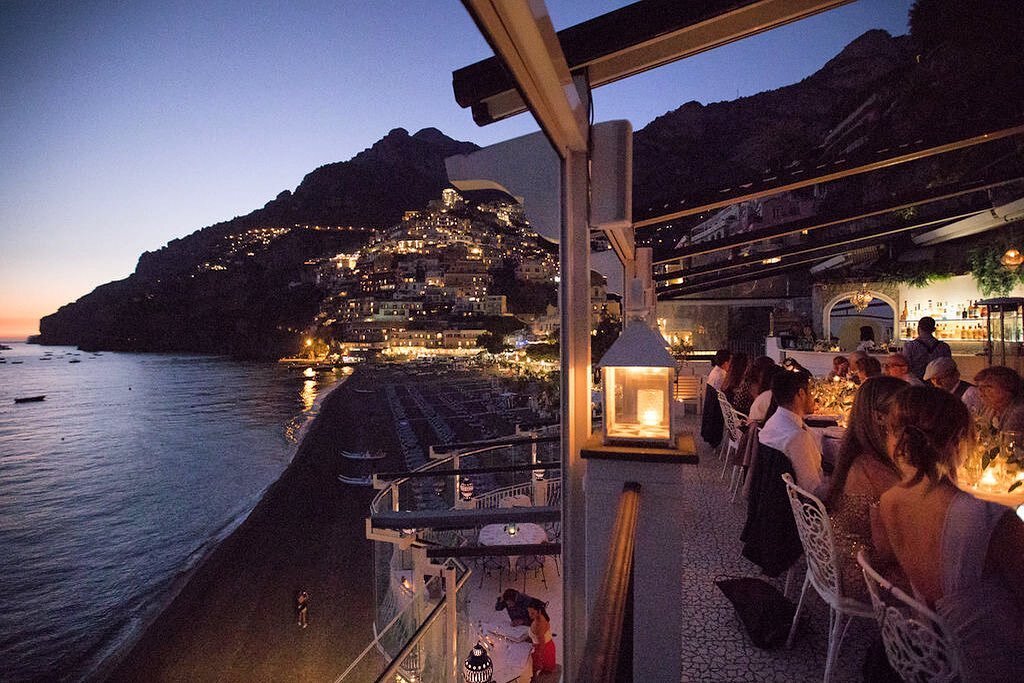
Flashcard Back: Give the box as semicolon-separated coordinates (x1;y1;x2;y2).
857;551;961;683
515;554;548;591
717;392;747;477
782;474;874;682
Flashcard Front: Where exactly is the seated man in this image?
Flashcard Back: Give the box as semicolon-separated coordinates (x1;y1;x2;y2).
495;588;535;627
924;356;982;415
757;369;823;493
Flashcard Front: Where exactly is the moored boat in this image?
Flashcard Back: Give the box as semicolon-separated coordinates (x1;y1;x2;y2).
341;450;387;460
337;474;373;486
14;395;46;403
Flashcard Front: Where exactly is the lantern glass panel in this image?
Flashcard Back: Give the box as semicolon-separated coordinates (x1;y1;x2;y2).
604;366;671;442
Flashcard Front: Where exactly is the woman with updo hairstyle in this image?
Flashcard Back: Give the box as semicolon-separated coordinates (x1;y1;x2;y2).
873;386;1024;683
824;376;907;600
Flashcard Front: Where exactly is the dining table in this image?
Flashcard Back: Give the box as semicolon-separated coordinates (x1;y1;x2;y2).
476;620;533;682
479;522;548;573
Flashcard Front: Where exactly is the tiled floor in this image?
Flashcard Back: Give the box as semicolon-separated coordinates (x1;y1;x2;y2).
459;414;878;682
675;413;876;682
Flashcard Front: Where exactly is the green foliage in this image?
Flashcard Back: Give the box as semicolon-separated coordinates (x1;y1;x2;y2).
475;331;508;354
525;342;559;361
968;247;1019;296
876;262;955;288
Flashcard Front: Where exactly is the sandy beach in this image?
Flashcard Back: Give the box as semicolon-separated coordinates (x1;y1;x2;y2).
105;366;400;682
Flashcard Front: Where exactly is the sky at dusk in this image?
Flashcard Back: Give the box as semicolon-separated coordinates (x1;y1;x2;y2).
0;0;912;340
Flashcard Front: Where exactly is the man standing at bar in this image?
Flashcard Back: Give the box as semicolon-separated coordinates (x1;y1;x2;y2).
902;316;952;380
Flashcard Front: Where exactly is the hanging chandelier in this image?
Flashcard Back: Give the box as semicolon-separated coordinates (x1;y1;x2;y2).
1001;247;1023;271
848;286;873;312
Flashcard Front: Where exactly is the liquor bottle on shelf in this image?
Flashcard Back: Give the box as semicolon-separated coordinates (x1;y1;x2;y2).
900;301;908;322
969;300;977;318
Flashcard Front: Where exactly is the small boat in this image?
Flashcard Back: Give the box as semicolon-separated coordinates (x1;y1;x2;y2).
341;450;386;461
352;387;374;394
337;474;373;486
14;395;46;403
11;360;23;364
69;359;81;363
39;357;52;361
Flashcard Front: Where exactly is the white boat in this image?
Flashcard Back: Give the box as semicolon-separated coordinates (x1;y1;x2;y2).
337;474;373;486
352;387;374;394
341;450;386;461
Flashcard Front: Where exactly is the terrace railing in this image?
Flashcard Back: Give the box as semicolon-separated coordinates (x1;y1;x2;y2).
336;432;562;682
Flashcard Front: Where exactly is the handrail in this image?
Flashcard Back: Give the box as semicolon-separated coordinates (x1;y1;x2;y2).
575;482;642;683
371;568;473;683
374;460;561;481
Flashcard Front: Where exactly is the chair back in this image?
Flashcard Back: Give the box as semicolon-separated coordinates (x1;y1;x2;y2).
717;392;745;442
857;551;960;683
781;473;842;602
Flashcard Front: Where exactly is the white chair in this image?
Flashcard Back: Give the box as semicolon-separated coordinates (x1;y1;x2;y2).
782;474;874;682
674;374;704;416
717;393;747;478
857;551;961;683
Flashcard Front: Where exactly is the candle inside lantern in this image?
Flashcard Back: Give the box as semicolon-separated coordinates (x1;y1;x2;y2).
980;468;999;487
504;523;518;537
637;388;664;427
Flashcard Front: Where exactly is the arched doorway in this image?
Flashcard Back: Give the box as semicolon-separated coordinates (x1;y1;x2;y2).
823;290;898;351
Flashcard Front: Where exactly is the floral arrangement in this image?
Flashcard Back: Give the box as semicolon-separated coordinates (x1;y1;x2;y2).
810;377;857;426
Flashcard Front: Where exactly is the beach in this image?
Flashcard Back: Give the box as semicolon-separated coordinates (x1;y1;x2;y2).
105;366;398;682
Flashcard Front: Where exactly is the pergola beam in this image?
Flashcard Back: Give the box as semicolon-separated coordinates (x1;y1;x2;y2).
653;175;1024;266
455;0;852;125
460;0;588;155
635;123;1024;229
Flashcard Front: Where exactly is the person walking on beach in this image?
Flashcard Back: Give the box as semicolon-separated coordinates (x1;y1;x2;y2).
297;590;309;629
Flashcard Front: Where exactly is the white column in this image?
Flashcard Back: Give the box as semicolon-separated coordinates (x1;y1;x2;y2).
561;147;591;682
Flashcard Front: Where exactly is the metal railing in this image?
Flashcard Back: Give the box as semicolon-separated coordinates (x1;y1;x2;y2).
336;432;563;682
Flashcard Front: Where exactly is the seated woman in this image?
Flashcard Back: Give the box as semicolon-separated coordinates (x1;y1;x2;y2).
874;386;1024;683
521;598;556;679
823;376;906;601
721;352;748;407
974;365;1024;432
731;356;776;416
748;364;783;424
826;355;850;382
852;356;882;384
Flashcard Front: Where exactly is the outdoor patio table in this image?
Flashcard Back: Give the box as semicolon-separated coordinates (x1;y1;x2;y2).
479;522;547;573
478;620;532;682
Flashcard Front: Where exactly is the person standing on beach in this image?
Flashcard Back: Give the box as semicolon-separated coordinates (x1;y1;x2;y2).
297;590;309;629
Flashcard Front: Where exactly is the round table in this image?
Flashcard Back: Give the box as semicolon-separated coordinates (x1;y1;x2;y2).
478;522;548;574
479;522;547;546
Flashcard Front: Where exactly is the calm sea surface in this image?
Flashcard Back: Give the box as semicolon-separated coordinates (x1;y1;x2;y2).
0;343;344;682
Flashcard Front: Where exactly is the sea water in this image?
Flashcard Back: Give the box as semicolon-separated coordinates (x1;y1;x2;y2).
0;343;343;681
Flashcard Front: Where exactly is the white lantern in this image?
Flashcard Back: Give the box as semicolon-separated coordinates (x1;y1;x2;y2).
598;321;676;447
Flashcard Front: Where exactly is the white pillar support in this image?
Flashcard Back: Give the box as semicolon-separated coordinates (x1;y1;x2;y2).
445;564;459;682
561;146;591;682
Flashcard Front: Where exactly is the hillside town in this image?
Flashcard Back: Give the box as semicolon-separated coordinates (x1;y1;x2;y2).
292;188;619;360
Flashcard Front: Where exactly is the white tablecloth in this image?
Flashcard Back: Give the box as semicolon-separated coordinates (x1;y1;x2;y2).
477;621;532;682
478;522;547;546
